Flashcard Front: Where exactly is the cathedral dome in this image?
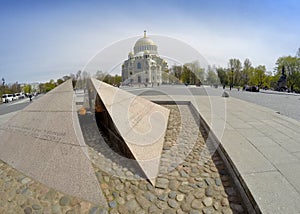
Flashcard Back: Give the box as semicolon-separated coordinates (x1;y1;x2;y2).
128;51;134;58
135;37;156;47
134;31;158;55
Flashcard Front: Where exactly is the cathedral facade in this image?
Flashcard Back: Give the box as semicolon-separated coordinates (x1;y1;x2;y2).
122;31;168;85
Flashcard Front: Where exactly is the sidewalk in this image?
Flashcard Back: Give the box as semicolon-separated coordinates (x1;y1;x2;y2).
198;96;300;213
144;94;300;213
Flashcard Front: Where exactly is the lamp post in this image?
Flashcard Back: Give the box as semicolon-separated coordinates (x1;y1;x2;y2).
230;69;234;90
1;77;4;92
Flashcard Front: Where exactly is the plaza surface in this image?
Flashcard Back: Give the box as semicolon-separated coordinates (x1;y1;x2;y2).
123;85;300;213
0;83;299;213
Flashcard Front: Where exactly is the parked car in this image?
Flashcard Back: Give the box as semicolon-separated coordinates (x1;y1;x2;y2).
244;85;259;92
2;94;14;103
19;92;25;99
14;93;25;99
13;93;19;100
2;94;8;103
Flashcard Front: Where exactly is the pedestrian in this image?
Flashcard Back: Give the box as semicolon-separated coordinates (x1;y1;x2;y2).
223;84;225;90
29;94;32;102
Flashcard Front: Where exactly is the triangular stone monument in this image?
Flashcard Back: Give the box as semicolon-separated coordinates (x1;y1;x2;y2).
91;78;170;185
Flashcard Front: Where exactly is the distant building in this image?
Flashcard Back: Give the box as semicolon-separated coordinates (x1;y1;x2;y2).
30;82;40;92
122;31;168;85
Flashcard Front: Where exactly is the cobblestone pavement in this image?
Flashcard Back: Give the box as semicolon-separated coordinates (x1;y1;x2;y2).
0;160;101;214
0;104;246;213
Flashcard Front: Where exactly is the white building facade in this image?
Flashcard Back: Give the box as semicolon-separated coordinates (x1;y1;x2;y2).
122;31;168;85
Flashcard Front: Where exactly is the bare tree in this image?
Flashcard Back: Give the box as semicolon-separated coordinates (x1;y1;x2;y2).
228;58;242;86
242;58;252;85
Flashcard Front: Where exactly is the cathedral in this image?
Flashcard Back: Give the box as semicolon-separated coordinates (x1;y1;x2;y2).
122;31;168;85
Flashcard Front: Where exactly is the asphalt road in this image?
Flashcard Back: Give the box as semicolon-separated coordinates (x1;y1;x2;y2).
0;96;40;115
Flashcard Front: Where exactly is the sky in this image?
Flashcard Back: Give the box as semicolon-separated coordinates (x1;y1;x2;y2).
0;0;299;84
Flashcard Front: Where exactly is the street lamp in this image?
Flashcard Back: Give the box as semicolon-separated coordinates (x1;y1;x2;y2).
230;69;234;90
1;77;5;92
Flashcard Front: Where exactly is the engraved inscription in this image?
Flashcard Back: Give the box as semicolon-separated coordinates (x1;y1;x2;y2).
128;99;154;128
2;124;66;143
